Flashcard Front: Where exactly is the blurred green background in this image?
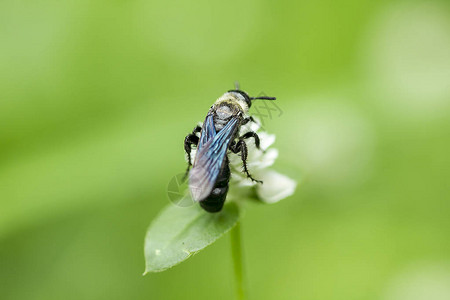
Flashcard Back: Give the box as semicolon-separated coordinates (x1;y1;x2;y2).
1;0;450;299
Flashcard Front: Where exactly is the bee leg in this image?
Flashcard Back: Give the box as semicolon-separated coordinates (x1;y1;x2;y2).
230;140;263;184
184;134;199;165
192;125;202;135
240;131;263;152
241;116;258;126
183;125;201;179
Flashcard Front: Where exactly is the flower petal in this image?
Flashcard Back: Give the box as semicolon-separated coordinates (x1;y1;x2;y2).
258;132;276;150
247;148;278;170
256;170;297;203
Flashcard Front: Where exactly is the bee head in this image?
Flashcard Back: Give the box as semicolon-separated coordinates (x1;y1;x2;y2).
227;89;276;109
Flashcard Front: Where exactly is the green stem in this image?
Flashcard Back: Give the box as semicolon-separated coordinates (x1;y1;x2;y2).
231;221;247;300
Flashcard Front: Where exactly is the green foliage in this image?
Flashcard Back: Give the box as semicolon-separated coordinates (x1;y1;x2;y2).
144;202;239;273
1;0;449;299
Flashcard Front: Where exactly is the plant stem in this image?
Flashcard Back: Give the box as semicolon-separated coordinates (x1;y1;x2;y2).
231;221;247;300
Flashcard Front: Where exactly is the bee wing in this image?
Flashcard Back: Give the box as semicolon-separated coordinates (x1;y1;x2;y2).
198;114;216;150
189;117;239;202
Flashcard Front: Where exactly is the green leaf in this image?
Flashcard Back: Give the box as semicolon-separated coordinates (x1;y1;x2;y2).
144;202;240;273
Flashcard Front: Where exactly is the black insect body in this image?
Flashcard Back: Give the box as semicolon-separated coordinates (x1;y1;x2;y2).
184;88;276;212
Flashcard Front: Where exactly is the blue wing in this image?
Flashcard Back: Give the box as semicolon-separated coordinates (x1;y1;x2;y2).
189;117;239;202
198;114;216;150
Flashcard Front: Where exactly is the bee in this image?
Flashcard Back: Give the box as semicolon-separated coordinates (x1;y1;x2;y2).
184;85;276;212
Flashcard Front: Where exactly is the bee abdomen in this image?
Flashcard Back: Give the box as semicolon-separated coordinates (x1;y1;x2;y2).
199;185;229;213
199;159;230;213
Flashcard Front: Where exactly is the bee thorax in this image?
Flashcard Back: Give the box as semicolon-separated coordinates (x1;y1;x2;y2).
214;104;236;131
216;105;233;119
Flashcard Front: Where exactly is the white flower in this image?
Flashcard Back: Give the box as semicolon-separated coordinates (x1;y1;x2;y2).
254;170;297;203
186;117;297;204
228;117;297;204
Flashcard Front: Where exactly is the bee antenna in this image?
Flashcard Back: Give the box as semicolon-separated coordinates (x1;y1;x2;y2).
249;96;277;100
